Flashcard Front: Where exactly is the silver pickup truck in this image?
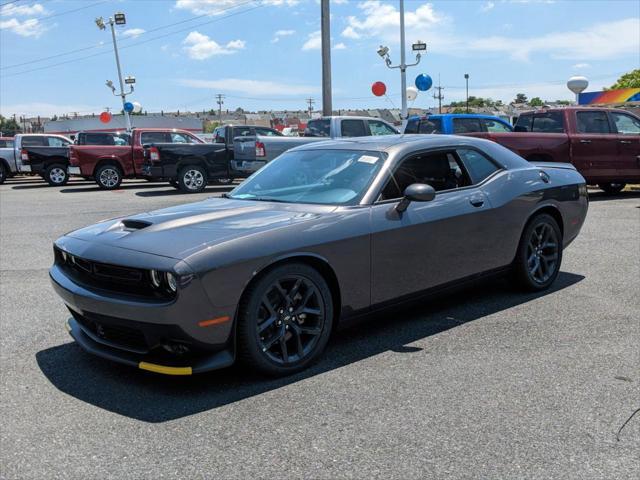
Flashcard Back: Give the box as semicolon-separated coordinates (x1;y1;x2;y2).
232;116;399;175
0;133;71;184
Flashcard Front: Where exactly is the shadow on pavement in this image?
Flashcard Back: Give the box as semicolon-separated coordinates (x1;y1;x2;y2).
36;272;584;423
587;190;640;202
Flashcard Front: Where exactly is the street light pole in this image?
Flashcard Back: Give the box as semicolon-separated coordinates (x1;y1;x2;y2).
399;0;407;124
464;73;469;113
108;18;132;131
320;0;332;116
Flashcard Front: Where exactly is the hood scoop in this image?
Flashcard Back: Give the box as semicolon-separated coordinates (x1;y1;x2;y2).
121;219;152;231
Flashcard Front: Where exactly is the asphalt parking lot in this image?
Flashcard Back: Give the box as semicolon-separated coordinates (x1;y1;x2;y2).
0;176;638;479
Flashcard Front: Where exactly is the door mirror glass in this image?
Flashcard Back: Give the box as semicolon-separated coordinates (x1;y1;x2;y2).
396;183;435;212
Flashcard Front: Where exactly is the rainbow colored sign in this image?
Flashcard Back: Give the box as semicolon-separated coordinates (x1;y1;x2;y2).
578;88;640;105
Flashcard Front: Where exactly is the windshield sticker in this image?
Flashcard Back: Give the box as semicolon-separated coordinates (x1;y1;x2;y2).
357;155;379;164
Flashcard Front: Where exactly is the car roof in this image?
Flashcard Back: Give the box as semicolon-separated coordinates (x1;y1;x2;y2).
408;114;508;121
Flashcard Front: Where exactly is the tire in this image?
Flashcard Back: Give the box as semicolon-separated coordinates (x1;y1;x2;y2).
237;263;334;376
598;182;625;195
0;163;6;185
95;164;123;190
177;165;207;193
513;213;563;291
44;164;69;186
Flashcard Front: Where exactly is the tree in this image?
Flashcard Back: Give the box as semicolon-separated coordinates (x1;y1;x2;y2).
0;114;21;135
529;97;544;107
514;93;528;104
606;69;640;90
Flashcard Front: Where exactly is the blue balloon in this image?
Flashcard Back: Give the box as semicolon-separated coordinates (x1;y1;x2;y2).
415;74;432;92
123;102;134;113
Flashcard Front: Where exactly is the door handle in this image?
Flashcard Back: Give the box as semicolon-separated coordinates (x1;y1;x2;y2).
619;140;632;144
579;139;592;144
469;195;484;207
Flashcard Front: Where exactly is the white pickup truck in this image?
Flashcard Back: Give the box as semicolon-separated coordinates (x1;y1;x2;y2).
0;133;72;185
232;116;399;175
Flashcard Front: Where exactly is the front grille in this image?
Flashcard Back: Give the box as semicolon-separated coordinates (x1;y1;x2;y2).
71;309;148;353
54;246;174;300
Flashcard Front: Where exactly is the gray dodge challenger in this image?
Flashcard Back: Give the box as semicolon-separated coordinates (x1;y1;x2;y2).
50;135;588;376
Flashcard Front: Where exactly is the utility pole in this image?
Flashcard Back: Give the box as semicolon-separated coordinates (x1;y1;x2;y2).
320;0;332;116
216;94;225;123
306;98;315;118
433;75;444;114
464;73;470;113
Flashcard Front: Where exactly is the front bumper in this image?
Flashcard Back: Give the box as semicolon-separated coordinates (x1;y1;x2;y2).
50;239;237;374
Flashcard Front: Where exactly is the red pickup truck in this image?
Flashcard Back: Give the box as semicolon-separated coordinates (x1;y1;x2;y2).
68;128;205;189
467;107;640;194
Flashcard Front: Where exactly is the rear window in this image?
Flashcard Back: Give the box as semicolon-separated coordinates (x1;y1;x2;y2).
514;114;532;132
483;119;512;132
21;136;47;147
305;119;330;137
531;112;564;133
141;132;171;144
80;133;130;146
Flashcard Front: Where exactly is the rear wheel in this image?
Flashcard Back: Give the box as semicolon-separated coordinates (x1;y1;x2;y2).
237;263;334;376
177;165;207;193
45;164;68;186
598;182;625;195
95;164;123;190
513;213;562;291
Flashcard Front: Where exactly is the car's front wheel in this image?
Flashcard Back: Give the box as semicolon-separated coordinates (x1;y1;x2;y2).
45;164;69;186
598;182;625;195
237;263;334;376
177;165;207;193
513;213;563;291
95;164;123;190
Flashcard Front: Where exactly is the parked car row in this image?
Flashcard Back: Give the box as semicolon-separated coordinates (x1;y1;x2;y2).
1;109;638;194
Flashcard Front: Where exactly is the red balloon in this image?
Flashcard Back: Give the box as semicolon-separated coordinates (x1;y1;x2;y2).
371;81;386;97
99;111;112;123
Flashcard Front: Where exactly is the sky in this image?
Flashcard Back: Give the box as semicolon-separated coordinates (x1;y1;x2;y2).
1;0;639;118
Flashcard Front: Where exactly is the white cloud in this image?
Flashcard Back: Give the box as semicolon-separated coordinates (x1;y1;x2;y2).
463;18;639;61
175;0;298;16
122;28;146;39
572;63;591;70
302;30;321;50
481;2;495;12
0;17;47;37
341;1;446;41
182;31;245;60
271;29;295;43
178;78;318;96
0;3;48;17
334;42;347;50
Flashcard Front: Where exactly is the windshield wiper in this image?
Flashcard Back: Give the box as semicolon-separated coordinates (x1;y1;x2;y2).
230;196;290;203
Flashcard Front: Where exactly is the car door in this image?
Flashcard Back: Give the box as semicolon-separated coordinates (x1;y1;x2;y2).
369;147;502;304
609;110;640;181
571;110;618;181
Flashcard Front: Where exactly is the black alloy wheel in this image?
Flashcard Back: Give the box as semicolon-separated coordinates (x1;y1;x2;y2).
45;164;69;186
95;164;123;190
238;263;333;375
598;182;625;195
513;213;563;291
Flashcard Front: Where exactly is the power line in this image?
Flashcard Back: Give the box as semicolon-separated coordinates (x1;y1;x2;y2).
1;2;262;78
1;0;257;73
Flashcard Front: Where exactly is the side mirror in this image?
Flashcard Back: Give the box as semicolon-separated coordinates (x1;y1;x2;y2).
396;183;436;213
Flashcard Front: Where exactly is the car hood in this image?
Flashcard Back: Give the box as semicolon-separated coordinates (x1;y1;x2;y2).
66;198;337;260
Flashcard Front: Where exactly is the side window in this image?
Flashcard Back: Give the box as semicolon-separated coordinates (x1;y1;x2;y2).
514;114;533;132
610;112;640;135
418;118;443;134
170;132;197;143
483;119;512;132
404;119;419;134
341;120;368;137
457;149;499;184
214;127;226;144
379;151;471;201
141;132;171;144
453;118;483;134
531;112;564;133
21;136;46;147
255;127;280;136
576;111;611;134
367;120;397;136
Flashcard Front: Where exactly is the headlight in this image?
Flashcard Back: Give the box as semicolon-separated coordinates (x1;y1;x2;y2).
61;251;68;262
166;272;177;292
150;269;161;288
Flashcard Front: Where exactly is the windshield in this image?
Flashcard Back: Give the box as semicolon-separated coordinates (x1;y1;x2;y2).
229;149;386;205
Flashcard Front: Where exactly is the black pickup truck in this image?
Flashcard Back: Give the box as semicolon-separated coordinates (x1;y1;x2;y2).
14;134;72;186
142;125;282;193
